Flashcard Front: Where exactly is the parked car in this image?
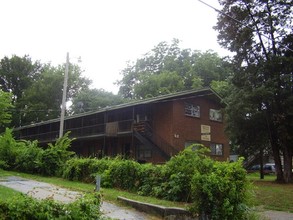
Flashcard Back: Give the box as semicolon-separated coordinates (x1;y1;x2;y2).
247;163;276;174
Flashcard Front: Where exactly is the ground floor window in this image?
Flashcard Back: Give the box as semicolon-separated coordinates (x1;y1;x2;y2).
139;149;152;158
210;143;223;156
185;141;201;151
138;144;152;159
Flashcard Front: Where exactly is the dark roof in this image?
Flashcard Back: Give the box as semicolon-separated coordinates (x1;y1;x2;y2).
14;87;223;130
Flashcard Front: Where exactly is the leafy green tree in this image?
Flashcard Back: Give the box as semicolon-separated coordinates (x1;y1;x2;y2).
0;90;13;130
117;39;231;99
18;63;91;125
133;71;184;98
70;88;124;114
0;55;42;103
0;55;42;127
215;0;293;182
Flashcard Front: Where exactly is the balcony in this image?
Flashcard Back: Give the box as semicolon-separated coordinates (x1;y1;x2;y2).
19;119;134;143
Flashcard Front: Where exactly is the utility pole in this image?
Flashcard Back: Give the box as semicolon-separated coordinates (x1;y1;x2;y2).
59;52;69;138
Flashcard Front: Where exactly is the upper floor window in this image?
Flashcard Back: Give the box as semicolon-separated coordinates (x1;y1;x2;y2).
185;103;200;118
209;109;222;122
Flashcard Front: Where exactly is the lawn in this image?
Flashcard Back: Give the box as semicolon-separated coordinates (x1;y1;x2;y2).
247;173;293;212
0;170;292;213
0;169;187;208
0;185;23;199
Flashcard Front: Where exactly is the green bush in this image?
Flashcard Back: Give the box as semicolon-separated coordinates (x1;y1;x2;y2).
107;158;141;190
190;158;251;219
62;157;114;183
0;128;20;169
137;163;164;196
155;144;211;201
15;140;42;174
38;132;75;176
0;192;102;220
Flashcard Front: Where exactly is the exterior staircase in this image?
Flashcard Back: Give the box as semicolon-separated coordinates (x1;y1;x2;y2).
133;121;179;160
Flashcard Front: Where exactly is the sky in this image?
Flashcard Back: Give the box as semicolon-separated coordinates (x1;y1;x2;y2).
0;0;229;94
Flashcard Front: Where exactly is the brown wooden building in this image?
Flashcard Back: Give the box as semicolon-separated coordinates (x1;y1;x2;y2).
14;88;229;163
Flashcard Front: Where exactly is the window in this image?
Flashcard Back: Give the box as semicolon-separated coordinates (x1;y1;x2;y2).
210;143;223;156
139;149;152;158
185;103;200;118
209;109;222;122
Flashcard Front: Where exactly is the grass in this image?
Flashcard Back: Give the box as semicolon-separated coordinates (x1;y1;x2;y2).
0;170;292;213
0;169;187;208
247;173;293;212
0;185;23;199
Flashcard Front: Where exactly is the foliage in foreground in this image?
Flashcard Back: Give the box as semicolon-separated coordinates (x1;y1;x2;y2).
62;146;252;219
0;192;102;220
0;129;74;176
0;130;252;219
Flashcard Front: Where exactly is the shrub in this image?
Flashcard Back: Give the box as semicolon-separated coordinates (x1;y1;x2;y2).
15;140;43;174
38;132;75;176
62;157;114;183
107;158;141;190
156;144;212;201
62;157;93;182
0;128;20;169
0;192;102;219
137;163;164;196
190;158;251;219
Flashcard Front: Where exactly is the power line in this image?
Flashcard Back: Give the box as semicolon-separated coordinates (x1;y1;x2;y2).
197;0;293;53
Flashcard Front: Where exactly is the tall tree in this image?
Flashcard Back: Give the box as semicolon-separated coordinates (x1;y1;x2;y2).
215;0;293;182
0;55;42;103
70;88;124;114
117;39;231;99
18;63;91;125
0;90;13;131
0;55;42;127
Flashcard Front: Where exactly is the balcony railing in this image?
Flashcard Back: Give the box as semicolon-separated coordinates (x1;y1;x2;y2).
19;120;134;142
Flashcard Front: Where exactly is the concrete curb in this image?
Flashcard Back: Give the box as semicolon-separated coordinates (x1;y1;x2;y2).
117;196;196;220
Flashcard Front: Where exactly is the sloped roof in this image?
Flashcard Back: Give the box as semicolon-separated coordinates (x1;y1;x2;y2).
14;87;223;130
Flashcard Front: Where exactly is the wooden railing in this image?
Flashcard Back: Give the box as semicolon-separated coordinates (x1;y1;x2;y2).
19;120;133;142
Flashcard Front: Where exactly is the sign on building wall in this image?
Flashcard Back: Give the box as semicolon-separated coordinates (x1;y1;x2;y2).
201;124;211;141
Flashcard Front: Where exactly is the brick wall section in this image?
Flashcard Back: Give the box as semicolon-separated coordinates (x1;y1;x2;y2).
153;96;229;162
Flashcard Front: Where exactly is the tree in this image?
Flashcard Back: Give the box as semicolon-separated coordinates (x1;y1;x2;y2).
117;39;231;99
70;88;124;114
215;0;293;182
0;90;13;130
0;55;42;127
18;63;91;125
0;55;42;103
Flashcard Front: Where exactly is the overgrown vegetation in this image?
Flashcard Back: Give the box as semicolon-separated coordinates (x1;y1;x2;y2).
0;129;253;219
0;128;74;176
0;191;102;220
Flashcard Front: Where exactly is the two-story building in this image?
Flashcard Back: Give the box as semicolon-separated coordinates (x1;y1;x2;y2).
14;88;229;163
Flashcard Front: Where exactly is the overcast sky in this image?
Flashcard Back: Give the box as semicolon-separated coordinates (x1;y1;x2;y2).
0;0;229;93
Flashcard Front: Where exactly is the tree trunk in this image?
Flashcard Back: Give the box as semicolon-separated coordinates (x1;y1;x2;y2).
271;141;284;182
283;147;293;183
260;148;264;179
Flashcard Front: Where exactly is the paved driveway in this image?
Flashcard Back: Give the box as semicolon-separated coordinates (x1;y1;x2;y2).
0;176;148;220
